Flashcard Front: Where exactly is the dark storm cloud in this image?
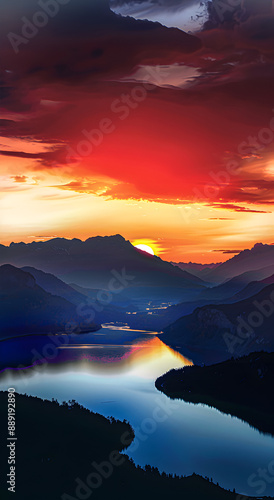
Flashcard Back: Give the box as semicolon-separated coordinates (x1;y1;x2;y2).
0;149;66;167
0;119;15;130
0;0;200;83
205;0;273;29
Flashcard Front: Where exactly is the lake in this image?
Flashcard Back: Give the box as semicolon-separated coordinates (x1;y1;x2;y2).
0;325;273;497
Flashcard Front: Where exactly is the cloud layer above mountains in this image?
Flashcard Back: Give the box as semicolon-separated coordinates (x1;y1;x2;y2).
1;0;274;259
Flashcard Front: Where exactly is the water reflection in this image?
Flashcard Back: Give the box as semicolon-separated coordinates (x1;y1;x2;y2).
0;327;274;496
0;328;192;379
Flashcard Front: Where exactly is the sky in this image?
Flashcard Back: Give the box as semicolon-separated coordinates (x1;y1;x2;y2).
0;0;274;262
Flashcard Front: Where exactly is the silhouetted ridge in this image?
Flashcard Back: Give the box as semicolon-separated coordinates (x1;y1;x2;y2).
0;264;99;338
0;235;206;292
156;351;274;435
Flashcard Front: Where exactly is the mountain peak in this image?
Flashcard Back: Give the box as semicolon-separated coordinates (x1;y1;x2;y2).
85;234;126;243
0;264;36;292
252;242;268;250
206;242;274;283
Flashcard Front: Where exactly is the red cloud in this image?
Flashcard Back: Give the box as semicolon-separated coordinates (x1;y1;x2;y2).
11;175;28;183
1;0;274;213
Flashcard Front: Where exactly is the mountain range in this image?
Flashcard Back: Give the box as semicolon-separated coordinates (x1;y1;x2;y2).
2;238;274;357
170;261;221;279
204;243;274;284
0;236;205;304
124;245;274;331
0;265;99;338
161;282;274;365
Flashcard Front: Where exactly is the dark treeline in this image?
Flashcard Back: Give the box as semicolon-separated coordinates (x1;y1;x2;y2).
156;351;274;436
0;392;265;500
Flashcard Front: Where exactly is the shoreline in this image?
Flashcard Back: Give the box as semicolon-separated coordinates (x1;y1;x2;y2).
0;324;101;343
155;351;274;436
0;391;270;500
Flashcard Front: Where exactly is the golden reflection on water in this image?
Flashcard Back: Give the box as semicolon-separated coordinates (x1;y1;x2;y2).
57;336;193;379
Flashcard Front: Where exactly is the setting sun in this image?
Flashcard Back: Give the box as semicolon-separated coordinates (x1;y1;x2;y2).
132;239;162;256
134;244;155;256
1;2;274;499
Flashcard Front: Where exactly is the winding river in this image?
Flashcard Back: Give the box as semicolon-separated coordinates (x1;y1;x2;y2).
0;325;273;497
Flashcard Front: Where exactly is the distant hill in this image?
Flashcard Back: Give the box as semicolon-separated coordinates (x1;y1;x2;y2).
161;282;274;365
205;243;274;284
125;266;274;332
156;351;274;435
0;265;99;338
196;265;274;302
170;261;221;279
231;273;274;303
0;235;206;301
171;262;221;271
22;266;137;325
21;266;86;305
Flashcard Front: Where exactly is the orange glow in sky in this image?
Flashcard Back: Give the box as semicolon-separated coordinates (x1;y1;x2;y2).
1;1;274;263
